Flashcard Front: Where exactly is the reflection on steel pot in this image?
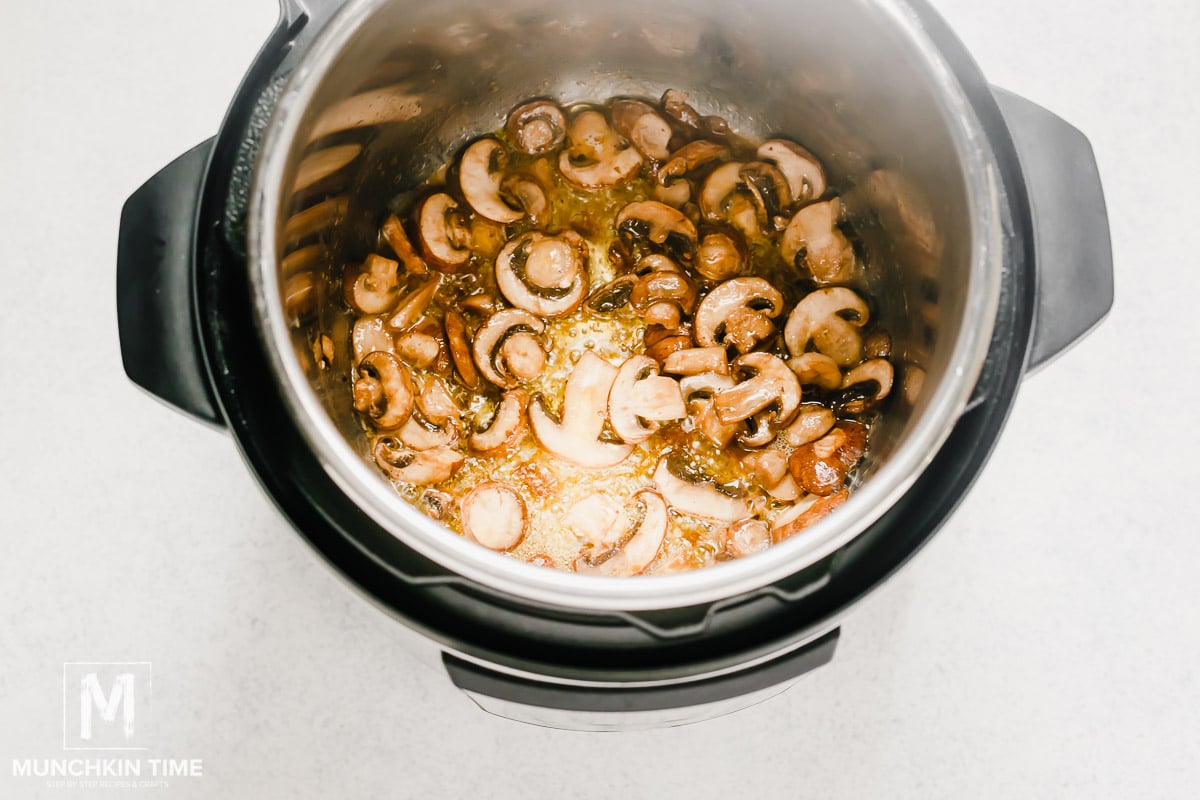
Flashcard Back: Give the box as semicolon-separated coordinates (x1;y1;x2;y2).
115;0;1112;731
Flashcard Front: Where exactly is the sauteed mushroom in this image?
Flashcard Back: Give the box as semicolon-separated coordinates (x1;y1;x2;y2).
780;198;857;283
529;352;633;468
396;331;440;369
505;99;566;155
783;405;837;448
458;138;523;224
380;214;428;276
496;231;588;318
712;353;801;430
771;491;848;543
416;193;473;272
653;456;749;522
385;274;442;332
444;308;480;390
836;358;894;414
576;490;669;576
784;287;870;367
757;139;826;204
469;389;528;455
616;201;698;261
353;352;415;430
461;482;527;551
658;140;729;184
373;438;464;485
558;109;643;189
722;518;771;559
693;277;785;354
608;355;686;444
611;99;672;161
788;351;843;390
630;268;698;331
789;422;868;496
663;346;729;377
473;309;549;389
678;371;740;448
695;228;747;281
344;254;402;315
739;161;793;230
352;316;395;364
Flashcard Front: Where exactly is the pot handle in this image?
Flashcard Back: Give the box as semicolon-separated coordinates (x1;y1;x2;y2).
441;628;838;730
992;89;1114;372
117;139;224;427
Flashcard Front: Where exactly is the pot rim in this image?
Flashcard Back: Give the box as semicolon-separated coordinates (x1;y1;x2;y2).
247;0;1003;612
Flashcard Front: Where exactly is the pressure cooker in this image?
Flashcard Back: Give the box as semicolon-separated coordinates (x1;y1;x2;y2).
116;0;1112;730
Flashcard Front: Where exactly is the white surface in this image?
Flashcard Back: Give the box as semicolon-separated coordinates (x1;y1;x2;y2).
1;1;1197;797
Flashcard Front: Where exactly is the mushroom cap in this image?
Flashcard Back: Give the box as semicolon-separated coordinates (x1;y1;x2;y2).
495;231;588;318
780;198;857;283
788;351;843;390
575;490;669;576
472;308;548;389
783;404;837;448
693;277;785;351
352;316;396;365
461;482;528;551
653;456;750;522
373;439;464;486
836;358;894;414
757;139;826;204
558;109;644;189
788;422;867;496
698;161;747;222
695;228;747;281
345;254;402;315
616;200;698;259
662;346;729;377
712;352;801;427
608;355;686;445
611;98;673;161
416;193;472;272
353;351;416;430
505;99;567;156
444;308;480;390
771;490;848;543
783;287;870;367
723;518;771;559
739;161;793;229
469;389;528;455
458;138;523;224
657;140;730;184
528;351;633;469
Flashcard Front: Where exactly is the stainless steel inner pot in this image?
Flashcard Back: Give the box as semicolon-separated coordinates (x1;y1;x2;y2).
247;0;1003;611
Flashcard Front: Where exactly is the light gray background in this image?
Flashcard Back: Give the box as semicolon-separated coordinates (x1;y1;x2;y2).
2;1;1197;797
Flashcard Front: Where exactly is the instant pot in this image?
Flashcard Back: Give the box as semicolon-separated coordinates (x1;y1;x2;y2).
116;0;1112;729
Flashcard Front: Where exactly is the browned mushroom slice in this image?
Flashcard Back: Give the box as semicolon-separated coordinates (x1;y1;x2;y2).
293;143;362;192
416;193;473;273
645;327;693;365
352;316;396;365
500;172;549;228
385;273;442;332
472;309;549;389
395;331;440;369
693;277;785;354
575;490;669;576
344;254;402;315
771;490;848;543
788;422;867;496
608;355;686;445
469;389;528;455
723;518;771;559
459;293;498;317
585;275;637;315
742;449;789;490
495;231;587;318
678;371;740;448
380;214;429;276
780;198;857;284
505;99;567;156
698;161;747;224
630;268;698;331
695;227;748;281
660;89;731;141
352;352;416;430
657;140;730;185
443;308;480;390
418;489;453;520
461;482;528;551
529;351;633;469
611;99;673;161
757;139;826;204
712;353;802;433
416;376;461;425
864;330;893;359
458;138;523;224
652;179;692;208
373;438;464;486
566;493;624;548
398;412;460;451
787;352;843;390
558;109;643;189
835;358;894;414
783;287;870;367
783;404;837;448
652;456;749;522
739;161;793;230
616;201;698;261
662;346;729;377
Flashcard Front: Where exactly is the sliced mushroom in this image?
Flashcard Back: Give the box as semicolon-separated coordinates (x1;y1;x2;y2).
398;412;460;451
444;308;480;390
712;353;801;432
567;493;624;548
630;268;698;331
418;489;453;521
652;179;692;208
575;490;669;576
585;275;637;315
662;346;729;377
653;456;749;522
611;99;672;161
771;490;848;543
783;405;837;448
783;287;870;367
695;228;747;281
505;99;567;155
780;198;857;284
698;161;747;222
608;355;686;444
352;316;396;364
835;358;894;414
657;140;729;185
500;172;549;228
385;274;442;332
458;138;523;224
723;518;770;559
693;277;785;354
459;293;498;317
396;331;440;369
739;161;793;230
787;352;843;390
558;109;643;189
864;330;892;359
373;438;464;486
495;231;588;318
353;352;416;430
528;351;633;469
380;214;429;275
616;201;698;261
742;449;789;490
416;376;461;425
472;309;548;389
788;422;867;496
344;254;402;315
765;473;802;502
461;482;528;551
660;89;731;141
469;389;528;455
757;139;826;204
416;193;473;272
678;371;740;448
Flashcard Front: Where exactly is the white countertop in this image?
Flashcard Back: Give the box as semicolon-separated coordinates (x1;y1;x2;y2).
2;1;1197;797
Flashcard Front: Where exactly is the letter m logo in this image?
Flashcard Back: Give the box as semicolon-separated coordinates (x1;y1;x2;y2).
63;663;152;750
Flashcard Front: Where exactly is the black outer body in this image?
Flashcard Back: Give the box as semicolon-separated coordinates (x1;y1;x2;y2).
115;0;1105;719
